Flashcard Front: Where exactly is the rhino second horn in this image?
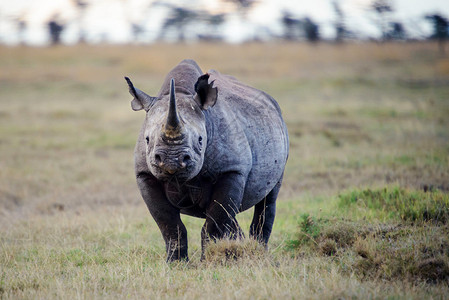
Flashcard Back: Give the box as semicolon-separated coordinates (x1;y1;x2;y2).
164;78;182;138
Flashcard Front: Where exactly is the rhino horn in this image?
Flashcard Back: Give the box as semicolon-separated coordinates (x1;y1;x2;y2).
164;78;182;138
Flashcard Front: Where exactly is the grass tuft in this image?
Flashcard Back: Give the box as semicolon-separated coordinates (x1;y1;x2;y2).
203;237;267;265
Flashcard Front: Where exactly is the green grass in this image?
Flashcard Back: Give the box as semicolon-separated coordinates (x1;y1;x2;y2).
338;187;449;223
1;42;449;298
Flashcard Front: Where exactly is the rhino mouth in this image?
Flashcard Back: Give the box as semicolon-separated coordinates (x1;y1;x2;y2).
151;163;198;182
163;172;189;181
158;173;192;184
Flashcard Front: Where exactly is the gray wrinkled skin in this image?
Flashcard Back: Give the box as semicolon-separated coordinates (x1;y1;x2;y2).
126;59;289;261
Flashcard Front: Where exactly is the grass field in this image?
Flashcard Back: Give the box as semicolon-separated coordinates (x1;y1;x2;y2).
1;42;448;298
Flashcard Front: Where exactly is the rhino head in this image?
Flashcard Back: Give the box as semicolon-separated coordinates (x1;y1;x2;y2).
125;75;217;181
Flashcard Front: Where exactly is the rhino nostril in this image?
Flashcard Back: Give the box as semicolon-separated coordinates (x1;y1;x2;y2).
155;154;162;164
180;155;190;168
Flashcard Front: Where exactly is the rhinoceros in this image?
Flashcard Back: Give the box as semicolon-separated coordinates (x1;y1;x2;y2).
125;59;289;261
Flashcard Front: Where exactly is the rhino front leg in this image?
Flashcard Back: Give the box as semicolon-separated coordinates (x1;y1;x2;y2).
137;174;188;261
160;221;188;261
201;172;246;255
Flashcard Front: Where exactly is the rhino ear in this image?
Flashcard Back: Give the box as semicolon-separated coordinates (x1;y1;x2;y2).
124;77;157;112
194;73;217;110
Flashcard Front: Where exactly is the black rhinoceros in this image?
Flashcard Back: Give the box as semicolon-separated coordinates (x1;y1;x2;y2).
125;59;289;261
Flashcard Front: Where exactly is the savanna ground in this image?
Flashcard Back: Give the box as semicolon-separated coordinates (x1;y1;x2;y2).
0;42;448;298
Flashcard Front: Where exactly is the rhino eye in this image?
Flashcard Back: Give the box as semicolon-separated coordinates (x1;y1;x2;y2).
198;136;203;146
145;136;149;144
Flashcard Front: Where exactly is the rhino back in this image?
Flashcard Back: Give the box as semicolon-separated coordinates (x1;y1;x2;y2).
205;70;289;211
157;59;203;97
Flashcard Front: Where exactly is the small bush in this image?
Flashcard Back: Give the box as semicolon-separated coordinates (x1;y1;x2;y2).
298;213;321;243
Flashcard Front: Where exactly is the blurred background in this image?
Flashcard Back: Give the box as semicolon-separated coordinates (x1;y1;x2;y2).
0;0;448;46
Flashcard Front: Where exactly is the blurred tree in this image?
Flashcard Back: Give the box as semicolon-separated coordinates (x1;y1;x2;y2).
198;13;225;42
208;13;225;27
425;14;448;55
48;18;64;45
332;1;346;42
386;22;406;40
371;0;393;41
219;0;254;25
303;18;320;42
282;12;302;41
160;7;198;42
131;23;144;41
281;13;320;43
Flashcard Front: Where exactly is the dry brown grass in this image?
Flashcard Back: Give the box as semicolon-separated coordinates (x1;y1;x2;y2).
0;41;448;298
202;238;267;264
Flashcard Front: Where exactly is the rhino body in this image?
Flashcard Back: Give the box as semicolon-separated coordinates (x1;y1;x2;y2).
126;59;288;261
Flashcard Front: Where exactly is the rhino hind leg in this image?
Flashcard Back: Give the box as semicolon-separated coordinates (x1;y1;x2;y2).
249;179;282;245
